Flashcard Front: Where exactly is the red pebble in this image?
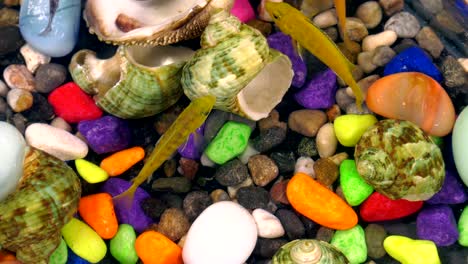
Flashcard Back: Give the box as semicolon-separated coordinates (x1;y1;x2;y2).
360;192;423;222
48;82;102;123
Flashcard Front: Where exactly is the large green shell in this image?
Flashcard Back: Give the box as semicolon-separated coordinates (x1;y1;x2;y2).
0;148;81;264
272;239;349;264
354;119;445;201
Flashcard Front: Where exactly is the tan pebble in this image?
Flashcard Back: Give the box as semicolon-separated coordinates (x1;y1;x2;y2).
313;8;338;28
301;0;334;17
288;109;327;137
0;79;9;97
248;154;279;187
415;26;444;58
313;158;339;186
329;152;349;166
6;88;33;112
356;1;383;29
346;74;380;99
357;51;378;74
227;177;253;199
326;104;341;122
50;117;72;132
433;10;464;34
362;30;398;52
210;189;231;203
258;109;286;132
178;235;187;248
3;0;21;6
3;64;35;91
0;7;19;26
20;44;51;73
157;208;190;242
379;0;404;16
316;123;337;158
458;58;468;72
163;159;177;177
372;45;396;66
340;17;368;42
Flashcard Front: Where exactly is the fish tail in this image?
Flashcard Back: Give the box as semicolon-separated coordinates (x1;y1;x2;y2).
112;184;137;210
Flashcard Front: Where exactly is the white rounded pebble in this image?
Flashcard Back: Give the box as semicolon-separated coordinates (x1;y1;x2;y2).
316;123;337;158
183;201;258;264
294;156;315;177
25;123;88;161
50;117;72;132
238;142;260;164
313;8;338;28
20;44;51;73
0;80;8;97
252;208;285;238
458;58;468;72
362;30;398;52
0;121;26;201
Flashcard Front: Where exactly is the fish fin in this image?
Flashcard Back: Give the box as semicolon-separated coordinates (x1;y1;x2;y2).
112;184;137;210
345;60;364;111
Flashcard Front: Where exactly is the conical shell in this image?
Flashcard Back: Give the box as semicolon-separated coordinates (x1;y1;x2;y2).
70;45;195;119
0;148;81;264
272;239;349;264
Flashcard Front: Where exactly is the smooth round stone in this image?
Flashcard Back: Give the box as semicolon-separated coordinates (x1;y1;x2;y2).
110;224;139;264
366;72;455;136
458;206;468;246
452;107;468;187
316;123;337;158
252;208;285;239
334;114;377;147
0;121;26;201
383;235;441;264
340;159;374;206
49;238;67;264
331;224;367;264
182;201;258;264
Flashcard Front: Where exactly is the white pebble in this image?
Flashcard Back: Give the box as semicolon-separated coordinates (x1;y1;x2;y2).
294;156;315;177
362;30;398;52
50;117;72;132
458;58;468;72
227;177;253;199
252;208;285;238
238;142;260;164
200;152;216;167
183;201;258;264
312;8;338;28
316;123;337;158
20;44;51;73
357;51;378;74
0;80;8;97
25;123;88;161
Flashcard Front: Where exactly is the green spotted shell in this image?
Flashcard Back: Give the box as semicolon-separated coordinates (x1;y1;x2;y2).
354;119;445;201
0;148;81;264
272;239;349;264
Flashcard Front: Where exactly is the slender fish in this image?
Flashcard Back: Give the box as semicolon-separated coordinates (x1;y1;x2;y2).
40;0;59;35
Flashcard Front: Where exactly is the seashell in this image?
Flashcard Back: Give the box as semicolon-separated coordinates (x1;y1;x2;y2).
0;148;81;264
272;239;349;264
182;10;294;121
84;0;234;46
69;45;195;119
355;119;445;201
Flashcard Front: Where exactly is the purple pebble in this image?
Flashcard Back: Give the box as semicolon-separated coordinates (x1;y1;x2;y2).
416;205;459;246
78;116;131;154
178;123;205;159
101;178;153;233
267;32;307;87
294;69;337;109
427;169;467;205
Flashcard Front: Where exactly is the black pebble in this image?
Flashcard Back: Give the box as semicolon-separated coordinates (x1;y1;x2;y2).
22;92;55;122
275;209;306;240
140;197;168;220
251;126;287;152
183;190;212;221
254;238;289;259
237;186;270;210
270;151;296;174
35;63;67;93
0;26;24;56
297;137;318;157
214;158;249;186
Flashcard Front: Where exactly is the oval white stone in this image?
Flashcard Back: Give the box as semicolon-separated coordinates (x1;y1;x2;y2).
183;201;258;264
252;208;285;238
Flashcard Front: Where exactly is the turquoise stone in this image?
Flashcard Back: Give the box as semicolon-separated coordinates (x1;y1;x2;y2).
19;0;81;57
452;107;468;187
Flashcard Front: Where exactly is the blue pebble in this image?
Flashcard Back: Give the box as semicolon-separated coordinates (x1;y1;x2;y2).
19;0;81;57
383;46;443;82
67;248;90;264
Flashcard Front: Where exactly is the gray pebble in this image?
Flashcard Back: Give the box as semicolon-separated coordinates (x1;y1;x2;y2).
251;126;287;152
183;191;212;221
441;56;466;88
316;226;335;242
11;113;26;135
384;12;421;38
335;88;355;110
379;0;404;16
371;46;396;66
346;102;373;114
237;186;270;210
365;224;388;259
275;209;305;240
214;158;249;186
270;151;296;174
341;17;368;42
152;177;192;193
35;63;67;93
254;238;288;259
392;38;418;54
356;1;382;29
432;10;464;34
0;79;8;97
141;197;168;220
420;0;443;14
415;26;444;58
0;25;24;55
297;137;318;157
22;92;55;122
0;96;7;114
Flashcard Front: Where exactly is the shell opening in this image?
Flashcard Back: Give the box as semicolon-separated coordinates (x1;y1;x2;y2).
125;46;195;69
290;240;322;264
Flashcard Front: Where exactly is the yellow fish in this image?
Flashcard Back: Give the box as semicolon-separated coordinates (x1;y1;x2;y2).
265;1;364;108
334;0;354;51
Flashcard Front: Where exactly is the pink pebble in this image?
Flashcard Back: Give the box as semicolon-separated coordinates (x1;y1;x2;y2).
231;0;256;23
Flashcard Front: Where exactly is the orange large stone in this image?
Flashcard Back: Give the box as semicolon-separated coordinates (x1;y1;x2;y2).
366;72;455;136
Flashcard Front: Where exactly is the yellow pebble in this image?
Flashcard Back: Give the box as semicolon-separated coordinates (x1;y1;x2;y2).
333;114;377;147
75;159;109;183
383;235;441;264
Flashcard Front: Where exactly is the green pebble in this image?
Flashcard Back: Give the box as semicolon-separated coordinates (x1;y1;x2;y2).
110;224;139;264
340;159;374;206
75;159;109;183
331;224;367;264
204;121;252;164
430;136;443;148
458;205;468;246
49;238;68;264
334;114;377;147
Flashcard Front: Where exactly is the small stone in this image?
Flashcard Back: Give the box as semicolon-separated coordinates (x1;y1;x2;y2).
254;238;288;259
3;64;35;91
415;26;444;58
432;10;464;34
288;109;327;137
316;226;335;242
152;177;192;193
210;189;230;203
200;152;216;167
372;45;396;66
248;154;279;187
379;0;404;16
294;156;315;177
6;88;33;112
253;208;285;239
360;192;423;222
362;30;398;52
357;51;378;74
110;224;139;264
22;92;55;122
420;0;443;14
441;56;466;88
270;179;289;204
75;159;109;184
384;12;420;38
204;121;252;165
427;169;467;205
458;206;468;246
416;205;459;246
214;158;249;186
316;123;337;158
383;235;441;264
334;114;377;147
34;63;68;94
312;8;337;28
356;1;382;29
335;88;355;110
0;79;8;97
238;142;260;164
140;198;168;220
365;224;387;259
10;112;26;134
78;116;131;154
25;123;88;160
251;126;287;152
346;75;379;99
340;159;374;206
324;26;338;42
258;110;284;132
178;158;199;180
270;151;296;173
329;152;349;166
0;97;7;115
331;224;367;264
246;18;272;36
49;238;68;264
163;159;177;177
297;137;318;157
157;208;190;242
0;26;23;55
275;209;305;240
0;8;19;26
227;176;253;199
457;58;468;72
313;158;338;186
237;186;270;210
338;65;364;87
20;44;51;73
345;103;373;115
340;17;368;42
183;191;212;221
154;104;183;135
294;69;337;109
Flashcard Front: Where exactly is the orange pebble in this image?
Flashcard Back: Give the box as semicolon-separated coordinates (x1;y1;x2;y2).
0;250;20;264
78;193;118;239
100;146;145;176
135;231;183;264
366;72;455;136
287;172;358;230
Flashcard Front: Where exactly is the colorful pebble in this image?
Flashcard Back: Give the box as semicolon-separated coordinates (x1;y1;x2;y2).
427;169;467;204
340;159;374;206
230;0;255;23
458;206;468;246
383;235;441;264
417;205;459;246
286;172;358;230
294;69;337;109
452;107;468;187
135;231;183;264
334;114;377;147
78;193;118;239
61;218;107;263
100;146;145;176
49;238;67;264
178;124;205;160
360;192;423;222
110;224;139;264
204;121;252;165
75;159;108;184
331;224;367;264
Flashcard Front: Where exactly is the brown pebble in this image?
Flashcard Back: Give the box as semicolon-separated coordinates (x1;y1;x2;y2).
0;7;18;26
372;45;396;67
157;208;190;242
347;74;380;99
146;223;159;232
415;26;444;58
340;17;368;42
316;226;335;242
50;117;72;132
357;51;378;74
326;104;341;122
246;19;272;36
179;157;199;180
356;1;382;29
329;152;349;166
288;109;327;137
258;109;286;132
313;158;339;186
335;185;347;201
324;26;338;42
365;223;388;259
154;104;183;135
6;88;33;112
178;235;187;248
379;0;404;16
163;159;177;177
432;10;464;34
3;64;35;91
316;123;337;158
248;154;279;187
210;189;231;203
270;179;290;205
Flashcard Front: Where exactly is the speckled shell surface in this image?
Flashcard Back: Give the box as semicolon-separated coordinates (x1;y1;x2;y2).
355;119;445;201
272;239;349;264
0;148;81;264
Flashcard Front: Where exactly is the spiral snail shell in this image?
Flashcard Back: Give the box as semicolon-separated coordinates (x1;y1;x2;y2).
272;239;349;264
